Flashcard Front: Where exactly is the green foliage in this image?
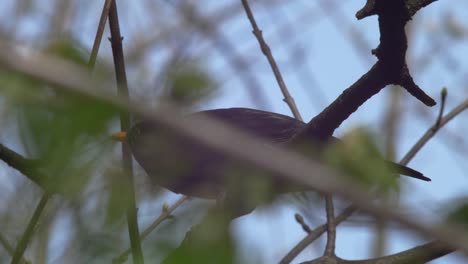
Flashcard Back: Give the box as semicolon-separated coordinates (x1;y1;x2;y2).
163;210;235;264
44;38;90;68
324;128;399;193
445;198;468;229
0;39;118;196
164;62;217;105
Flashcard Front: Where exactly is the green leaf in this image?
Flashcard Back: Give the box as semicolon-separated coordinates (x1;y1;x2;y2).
324;127;399;193
445;198;468;229
164;62;217;105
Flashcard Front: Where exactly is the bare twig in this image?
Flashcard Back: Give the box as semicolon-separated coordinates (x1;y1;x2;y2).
323;195;336;256
282;95;468;263
107;1;144;263
0;232;29;264
401;96;467;166
281;206;356;264
113;195;189;263
11;193;50;264
0;232;15;257
88;0;113;68
435;87;447;127
295;213;312;234
241;0;302;121
300;240;452;264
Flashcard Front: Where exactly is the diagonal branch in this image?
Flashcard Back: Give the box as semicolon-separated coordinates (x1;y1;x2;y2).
11;193;50;264
300;240;452;264
113;195;189;263
241;0;303;121
88;0;113;68
297;0;438;142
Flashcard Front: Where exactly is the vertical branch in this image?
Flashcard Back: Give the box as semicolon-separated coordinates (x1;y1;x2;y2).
11;193;50;264
240;0;303;121
107;1;144;263
323;195;336;256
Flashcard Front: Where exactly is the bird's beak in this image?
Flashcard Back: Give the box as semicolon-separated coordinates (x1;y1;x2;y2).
112;131;127;142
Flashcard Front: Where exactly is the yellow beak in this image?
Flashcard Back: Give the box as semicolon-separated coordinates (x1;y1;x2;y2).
112;131;127;142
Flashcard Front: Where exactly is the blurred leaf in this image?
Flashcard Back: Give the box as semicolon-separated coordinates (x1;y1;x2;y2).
445;198;468;229
163;210;235;264
324;127;399;193
44;38;90;68
104;166;131;225
16;92;117;196
0;40;118;196
164;62;217;105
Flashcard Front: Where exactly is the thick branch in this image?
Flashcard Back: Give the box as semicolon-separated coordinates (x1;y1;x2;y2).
299;0;437;141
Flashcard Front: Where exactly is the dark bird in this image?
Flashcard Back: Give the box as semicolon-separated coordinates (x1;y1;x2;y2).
113;108;429;215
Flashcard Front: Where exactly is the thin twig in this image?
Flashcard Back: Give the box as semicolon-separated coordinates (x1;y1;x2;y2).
400;96;467;166
295;213;312;234
282;96;468;263
323;195;336;256
11;193;50;264
107;1;144;263
240;0;302;121
281;206;356;264
88;0;114;68
113;195;189;263
0;232;15;256
435;87;447;128
0;232;29;263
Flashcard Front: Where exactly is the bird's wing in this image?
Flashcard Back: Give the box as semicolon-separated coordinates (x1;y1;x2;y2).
191;108;430;182
193;108;304;143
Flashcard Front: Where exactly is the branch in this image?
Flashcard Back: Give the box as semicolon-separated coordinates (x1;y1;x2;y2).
107;1;144;263
88;0;113;68
401;94;467;165
297;0;438;141
323;195;336;257
0;143;45;188
2;46;468;257
0;232;28;264
280;206;357;264
300;240;452;264
113;195;189;263
241;0;303;121
282;93;468;263
11;193;50;264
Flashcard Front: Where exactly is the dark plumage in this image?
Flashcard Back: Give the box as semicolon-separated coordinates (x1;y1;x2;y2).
117;108;429;213
119;108;430;192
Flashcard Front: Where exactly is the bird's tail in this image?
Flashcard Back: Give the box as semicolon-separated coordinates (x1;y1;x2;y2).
385;161;431;181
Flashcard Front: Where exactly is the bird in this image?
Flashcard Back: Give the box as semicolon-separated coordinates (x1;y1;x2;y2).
113;108;430;215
